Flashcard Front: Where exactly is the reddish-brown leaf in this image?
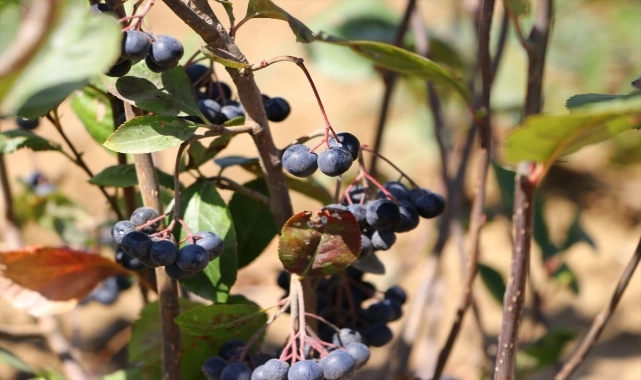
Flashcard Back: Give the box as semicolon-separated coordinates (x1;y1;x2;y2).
0;245;131;301
278;207;361;276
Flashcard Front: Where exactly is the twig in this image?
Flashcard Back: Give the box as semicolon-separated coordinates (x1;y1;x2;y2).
39;316;88;380
494;1;553;378
368;0;417;179
555;235;641;380
46;109;124;220
431;0;495;378
208;175;270;205
110;96;137;216
124;102;181;380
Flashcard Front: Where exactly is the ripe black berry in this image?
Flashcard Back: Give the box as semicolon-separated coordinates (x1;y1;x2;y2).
148;35;184;69
106;59;132;77
130;207;160;234
121;30;151;61
121;231;152;258
176;244;209;271
149;239;179;266
317;147;353;177
264;96;290;122
282;144;318;178
328;132;360;160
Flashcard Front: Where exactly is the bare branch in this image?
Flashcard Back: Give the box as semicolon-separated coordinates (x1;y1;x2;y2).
555;235;641;380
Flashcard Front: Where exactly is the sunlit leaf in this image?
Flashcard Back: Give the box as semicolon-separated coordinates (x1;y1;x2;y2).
103;115;198;154
315;34;470;104
0;130;62;153
101;60;200;117
279;207;361;276
504;0;530;18
0;246;131;301
172;181;237;302
504;93;641;164
0;277;76;316
89;164;177;190
0;0;121;118
70;85;114;147
129;299;223;380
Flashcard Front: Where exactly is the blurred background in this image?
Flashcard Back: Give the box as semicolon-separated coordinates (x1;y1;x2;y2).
1;0;640;379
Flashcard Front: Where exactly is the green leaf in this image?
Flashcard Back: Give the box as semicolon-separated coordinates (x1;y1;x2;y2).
100;60;200;117
175;303;267;337
553;262;580;294
504;0;530;18
0;130;62;153
240;0;314;43
229;179;278;268
518;328;577;375
562;211;596;251
70;85;114;147
215;0;235;26
174;180;237;302
129;299;224;380
185;135;235;171
0;347;33;373
315;34;470;104
504;93;641;164
201;45;249;70
565;93;634;110
100;368;147;380
88;164;177;190
279;207;361;276
478;263;506;305
103;115;198;154
0;0;121;118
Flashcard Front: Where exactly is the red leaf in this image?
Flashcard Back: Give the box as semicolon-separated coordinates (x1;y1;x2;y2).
278;208;361;276
0;245;131;301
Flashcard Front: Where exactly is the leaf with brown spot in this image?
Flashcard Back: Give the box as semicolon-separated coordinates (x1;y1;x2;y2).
0;245;132;301
278;207;361;276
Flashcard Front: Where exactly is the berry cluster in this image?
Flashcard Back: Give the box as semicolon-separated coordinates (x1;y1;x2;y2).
201;337;370;380
111;207;224;279
282;132;360;178
332;181;445;268
186;63;291;125
280;268;405;351
92;3;184;77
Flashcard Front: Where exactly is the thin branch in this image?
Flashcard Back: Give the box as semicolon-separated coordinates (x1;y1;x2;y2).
46;110;124;220
208;175;270;205
39;316;88;380
555;235;641;380
368;0;417;178
431;0;495;377
494;0;553;378
124;103;182;380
